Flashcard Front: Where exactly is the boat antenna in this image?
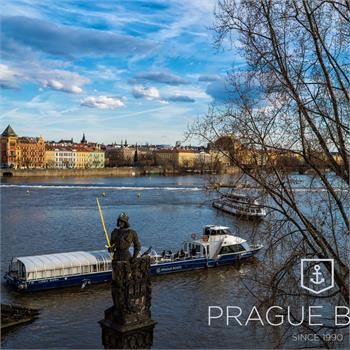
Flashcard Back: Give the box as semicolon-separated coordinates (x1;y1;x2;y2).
96;198;112;257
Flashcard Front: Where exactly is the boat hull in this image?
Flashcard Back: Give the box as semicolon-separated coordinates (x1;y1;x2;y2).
4;249;261;292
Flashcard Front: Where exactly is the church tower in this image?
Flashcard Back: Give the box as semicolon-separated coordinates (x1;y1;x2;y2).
81;133;87;144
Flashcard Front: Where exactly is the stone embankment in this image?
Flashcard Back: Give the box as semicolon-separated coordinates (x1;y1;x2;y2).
0;166;163;178
1;304;39;331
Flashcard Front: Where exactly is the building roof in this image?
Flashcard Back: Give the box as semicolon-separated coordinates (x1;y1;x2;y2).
1;125;17;137
156;149;199;154
18;136;43;144
45;145;102;152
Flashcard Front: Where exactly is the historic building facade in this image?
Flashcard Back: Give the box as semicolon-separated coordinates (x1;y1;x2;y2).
1;125;45;169
154;149;199;168
1;125;17;168
45;146;105;169
17;137;45;168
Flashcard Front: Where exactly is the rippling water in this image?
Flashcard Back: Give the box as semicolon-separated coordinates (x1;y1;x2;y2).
2;175;344;349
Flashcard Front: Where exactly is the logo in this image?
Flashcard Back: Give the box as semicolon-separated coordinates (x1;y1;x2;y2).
301;259;334;294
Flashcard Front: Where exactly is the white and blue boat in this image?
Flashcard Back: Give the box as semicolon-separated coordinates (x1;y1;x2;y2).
213;193;267;219
4;225;263;292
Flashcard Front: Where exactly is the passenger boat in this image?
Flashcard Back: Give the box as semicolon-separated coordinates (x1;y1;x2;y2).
4;225;263;292
212;193;267;219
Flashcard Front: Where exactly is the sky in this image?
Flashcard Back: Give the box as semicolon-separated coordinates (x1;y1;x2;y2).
0;0;243;145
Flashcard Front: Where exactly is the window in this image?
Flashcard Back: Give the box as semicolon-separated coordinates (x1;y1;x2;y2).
98;262;105;272
54;269;63;277
44;270;52;278
71;267;79;274
219;244;246;255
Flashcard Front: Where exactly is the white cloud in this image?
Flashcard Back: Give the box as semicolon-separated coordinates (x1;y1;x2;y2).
0;64;21;89
0;62;89;94
132;85;160;100
37;70;88;94
81;95;126;109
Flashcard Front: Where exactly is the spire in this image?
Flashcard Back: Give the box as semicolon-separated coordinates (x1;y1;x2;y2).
134;143;139;163
1;124;17;137
81;133;87;144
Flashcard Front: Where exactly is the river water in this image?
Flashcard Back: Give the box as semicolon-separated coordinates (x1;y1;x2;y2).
0;175;348;349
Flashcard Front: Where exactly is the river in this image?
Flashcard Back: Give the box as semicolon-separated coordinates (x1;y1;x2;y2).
0;175;348;348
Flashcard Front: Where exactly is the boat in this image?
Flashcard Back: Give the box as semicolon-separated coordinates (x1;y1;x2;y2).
4;225;263;292
212;193;267;219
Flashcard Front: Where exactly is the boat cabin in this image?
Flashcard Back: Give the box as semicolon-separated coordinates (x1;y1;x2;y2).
8;250;112;282
180;225;250;260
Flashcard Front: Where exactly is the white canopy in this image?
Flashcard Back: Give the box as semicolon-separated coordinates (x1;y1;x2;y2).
17;250;110;273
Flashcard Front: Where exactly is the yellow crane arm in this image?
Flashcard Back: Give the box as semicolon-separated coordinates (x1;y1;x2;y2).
96;198;112;254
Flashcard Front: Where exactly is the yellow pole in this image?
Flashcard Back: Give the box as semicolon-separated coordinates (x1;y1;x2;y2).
96;198;112;256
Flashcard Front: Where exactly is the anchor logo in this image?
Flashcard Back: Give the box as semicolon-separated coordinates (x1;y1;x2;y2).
301;259;334;294
310;265;325;285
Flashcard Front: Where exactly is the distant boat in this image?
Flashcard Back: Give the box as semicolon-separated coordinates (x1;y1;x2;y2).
213;193;267;219
4;225;263;292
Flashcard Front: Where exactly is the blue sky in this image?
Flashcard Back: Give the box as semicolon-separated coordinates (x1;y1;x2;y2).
0;0;242;145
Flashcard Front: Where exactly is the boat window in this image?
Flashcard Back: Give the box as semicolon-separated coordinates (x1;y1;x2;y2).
219;244;246;255
54;269;63;277
36;271;43;279
99;262;105;272
28;272;35;280
204;227;211;236
107;262;112;270
18;263;25;278
44;270;52;278
241;242;250;250
82;265;90;273
92;264;97;272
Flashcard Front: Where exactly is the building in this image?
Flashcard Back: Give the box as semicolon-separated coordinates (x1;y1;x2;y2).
17;136;45;168
87;150;105;168
1;125;17;168
1;125;45;169
154;149;199;168
45;147;77;168
45;145;105;169
106;145;151;167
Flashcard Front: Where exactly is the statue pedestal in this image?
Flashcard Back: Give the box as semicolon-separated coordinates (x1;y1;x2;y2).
99;257;156;349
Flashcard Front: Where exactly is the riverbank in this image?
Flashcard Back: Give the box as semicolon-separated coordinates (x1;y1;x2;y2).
1;304;39;333
0;167;162;178
0;166;242;178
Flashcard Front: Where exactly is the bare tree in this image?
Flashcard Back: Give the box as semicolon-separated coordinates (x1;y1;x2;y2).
190;0;349;345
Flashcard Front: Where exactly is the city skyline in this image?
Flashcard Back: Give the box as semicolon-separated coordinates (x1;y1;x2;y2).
0;1;242;145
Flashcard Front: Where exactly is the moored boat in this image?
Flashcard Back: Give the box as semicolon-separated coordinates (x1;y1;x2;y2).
4;225;263;292
213;193;267;219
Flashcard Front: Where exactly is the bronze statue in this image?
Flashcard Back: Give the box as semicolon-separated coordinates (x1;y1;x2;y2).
109;212;141;262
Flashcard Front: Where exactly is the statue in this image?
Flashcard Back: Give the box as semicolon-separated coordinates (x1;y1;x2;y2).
100;212;156;349
109;212;141;262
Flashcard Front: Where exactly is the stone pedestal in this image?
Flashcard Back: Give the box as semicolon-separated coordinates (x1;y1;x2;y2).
99;257;156;349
